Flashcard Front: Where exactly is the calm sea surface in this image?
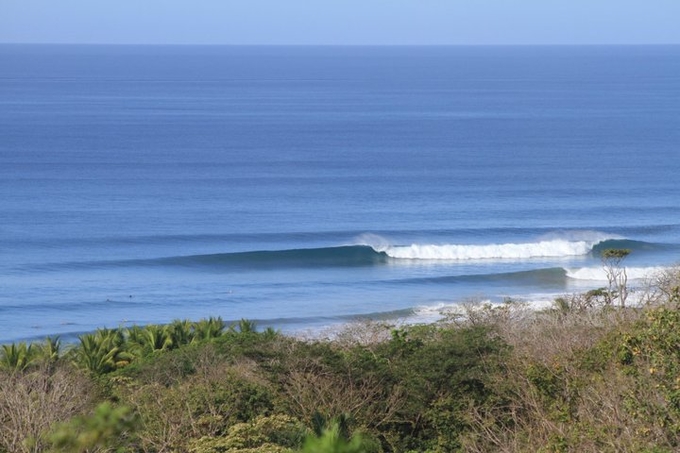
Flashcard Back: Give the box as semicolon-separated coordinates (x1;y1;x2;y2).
1;45;679;343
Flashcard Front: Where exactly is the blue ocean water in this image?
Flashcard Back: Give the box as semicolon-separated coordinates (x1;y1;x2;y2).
1;45;679;344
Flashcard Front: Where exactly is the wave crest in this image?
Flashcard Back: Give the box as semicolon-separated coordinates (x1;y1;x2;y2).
382;239;597;261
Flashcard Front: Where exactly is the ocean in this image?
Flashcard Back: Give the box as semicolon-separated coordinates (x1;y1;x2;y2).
1;44;679;344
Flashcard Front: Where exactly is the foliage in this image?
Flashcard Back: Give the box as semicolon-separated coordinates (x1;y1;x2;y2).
193;316;227;342
46;402;138;452
378;324;508;451
457;272;680;452
72;328;133;374
0;341;35;371
0;337;61;372
301;422;379;453
126;324;174;356
66;317;255;376
113;343;276;452
614;307;680;442
188;414;307;453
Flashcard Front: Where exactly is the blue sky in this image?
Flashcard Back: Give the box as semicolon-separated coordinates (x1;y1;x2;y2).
2;0;680;45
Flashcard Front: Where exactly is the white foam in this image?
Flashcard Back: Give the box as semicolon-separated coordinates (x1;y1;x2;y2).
354;233;392;253
566;266;667;281
409;296;554;325
383;239;597;261
410;301;467;323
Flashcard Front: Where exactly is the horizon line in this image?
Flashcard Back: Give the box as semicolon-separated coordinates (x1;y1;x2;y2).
2;42;680;48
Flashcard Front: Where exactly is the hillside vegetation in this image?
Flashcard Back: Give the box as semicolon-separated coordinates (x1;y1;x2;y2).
1;267;680;452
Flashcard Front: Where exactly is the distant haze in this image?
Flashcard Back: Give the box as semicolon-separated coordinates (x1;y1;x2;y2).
2;0;680;45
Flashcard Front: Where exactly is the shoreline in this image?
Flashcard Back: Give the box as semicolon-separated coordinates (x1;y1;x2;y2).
2;277;660;348
2;267;679;451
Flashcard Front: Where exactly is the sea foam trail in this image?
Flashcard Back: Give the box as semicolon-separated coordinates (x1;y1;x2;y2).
566;266;667;281
381;239;598;261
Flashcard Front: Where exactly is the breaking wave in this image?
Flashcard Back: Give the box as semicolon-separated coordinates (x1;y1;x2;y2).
19;233;665;274
357;232;626;261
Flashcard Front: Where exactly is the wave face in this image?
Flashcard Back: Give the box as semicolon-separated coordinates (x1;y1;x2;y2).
19;245;387;273
158;246;387;270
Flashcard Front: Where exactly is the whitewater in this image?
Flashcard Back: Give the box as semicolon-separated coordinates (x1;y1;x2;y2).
1;45;679;344
378;239;598;260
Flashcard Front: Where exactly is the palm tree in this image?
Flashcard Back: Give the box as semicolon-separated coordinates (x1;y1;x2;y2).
73;328;132;374
125;325;146;350
236;318;257;334
126;324;172;357
35;336;62;364
0;342;35;371
192;316;226;342
261;326;279;340
167;319;195;347
133;324;174;355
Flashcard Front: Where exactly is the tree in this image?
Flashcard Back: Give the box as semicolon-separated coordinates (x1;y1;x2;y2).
601;248;631;307
0;342;35;372
235;318;257;334
192;317;226;342
36;336;62;364
0;363;95;452
168;318;196;346
73;328;132;375
127;324;174;356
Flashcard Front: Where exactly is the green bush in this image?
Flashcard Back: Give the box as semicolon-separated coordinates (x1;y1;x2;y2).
188;414;306;452
45;402;138;452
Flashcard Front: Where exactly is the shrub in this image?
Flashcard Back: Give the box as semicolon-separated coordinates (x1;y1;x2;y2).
0;363;95;452
188;414;307;453
45;402;138;452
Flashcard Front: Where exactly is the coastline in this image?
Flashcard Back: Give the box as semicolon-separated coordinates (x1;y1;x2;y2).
2;267;679;451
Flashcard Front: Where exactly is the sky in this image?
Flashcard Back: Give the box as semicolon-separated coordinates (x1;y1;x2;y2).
1;0;680;46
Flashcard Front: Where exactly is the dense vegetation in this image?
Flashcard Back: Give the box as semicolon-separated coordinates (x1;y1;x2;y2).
2;266;680;452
